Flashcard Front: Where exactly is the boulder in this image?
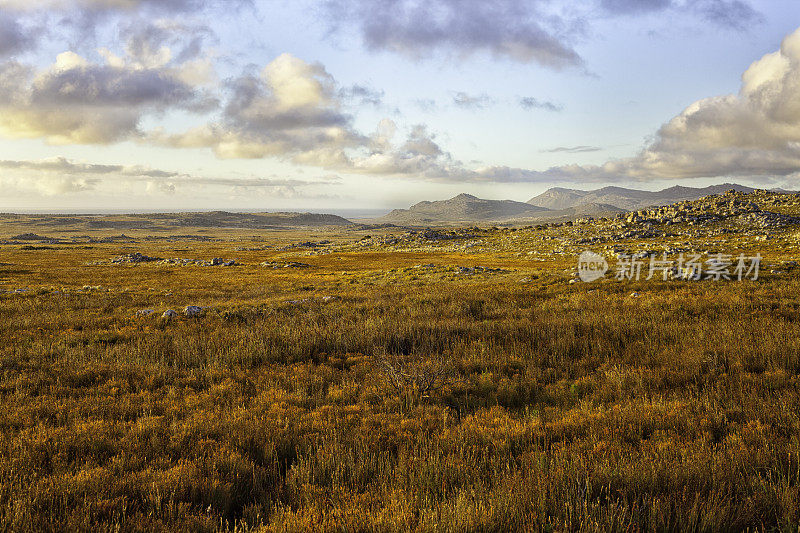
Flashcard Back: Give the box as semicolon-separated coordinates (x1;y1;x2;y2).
162;309;178;319
184;305;203;317
112;252;160;264
136;309;155;317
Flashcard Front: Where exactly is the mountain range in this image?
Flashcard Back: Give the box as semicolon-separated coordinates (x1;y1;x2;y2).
374;193;623;225
373;183;781;226
526;183;757;211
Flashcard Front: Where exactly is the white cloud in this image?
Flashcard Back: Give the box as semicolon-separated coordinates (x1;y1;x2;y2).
0;27;218;144
0;156;336;197
553;26;800;182
150;53;365;162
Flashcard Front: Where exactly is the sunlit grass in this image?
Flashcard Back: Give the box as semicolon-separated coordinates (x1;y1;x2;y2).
1;220;799;531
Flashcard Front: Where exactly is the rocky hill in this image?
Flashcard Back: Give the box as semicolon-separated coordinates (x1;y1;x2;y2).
613;188;800;230
527;183;757;211
373;193;628;226
375;194;550;225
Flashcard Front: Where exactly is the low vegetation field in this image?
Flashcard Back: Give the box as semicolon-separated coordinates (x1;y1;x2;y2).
2;200;800;531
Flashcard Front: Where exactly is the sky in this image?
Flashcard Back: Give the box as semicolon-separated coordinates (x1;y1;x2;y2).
0;0;798;213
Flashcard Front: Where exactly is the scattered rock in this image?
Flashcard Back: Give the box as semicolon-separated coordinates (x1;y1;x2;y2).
184;305;203;317
261;261;310;269
112;252;160;264
136;309;155;316
12;233;60;243
112;253;237;266
457;265;509;275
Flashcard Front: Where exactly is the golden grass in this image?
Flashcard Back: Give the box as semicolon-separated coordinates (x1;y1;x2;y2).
1;222;799;531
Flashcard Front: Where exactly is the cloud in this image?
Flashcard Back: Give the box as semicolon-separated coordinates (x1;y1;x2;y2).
150;53;365;163
413;98;438;112
0;0;250;13
347;122;476;179
323;0;584;69
139;26;800;189
339;84;384;106
0;0;251;56
519;96;563;112
116;19;216;68
0;156;332;196
452;91;494;109
315;26;800;185
0;13;37;57
0;157;180;177
505;26;800;183
599;0;672;15
541;145;602;153
0;30;217;144
693;0;763;31
599;0;762;30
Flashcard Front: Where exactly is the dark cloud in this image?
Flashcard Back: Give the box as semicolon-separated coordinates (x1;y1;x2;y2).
3;0;251;52
452;92;494;109
519;96;563;112
119;20;216;66
401;125;443;156
0;13;37;56
338;84;384;106
0;51;217;144
324;0;584;68
693;0;763;31
600;0;672;15
31;63;212;110
599;0;762;31
4;0;253;15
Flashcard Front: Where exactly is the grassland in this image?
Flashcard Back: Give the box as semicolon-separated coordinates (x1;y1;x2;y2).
2;195;800;531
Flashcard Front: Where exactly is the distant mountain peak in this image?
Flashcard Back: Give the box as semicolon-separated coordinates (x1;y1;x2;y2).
377;193;550;225
527;183;761;211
